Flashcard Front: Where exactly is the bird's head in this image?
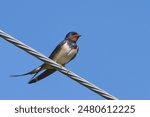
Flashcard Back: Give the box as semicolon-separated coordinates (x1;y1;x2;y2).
65;32;81;42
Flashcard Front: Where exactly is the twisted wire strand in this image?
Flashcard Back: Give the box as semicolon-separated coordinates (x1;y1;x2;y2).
0;30;118;100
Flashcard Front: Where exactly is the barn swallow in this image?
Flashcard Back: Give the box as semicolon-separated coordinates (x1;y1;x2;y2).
12;32;81;84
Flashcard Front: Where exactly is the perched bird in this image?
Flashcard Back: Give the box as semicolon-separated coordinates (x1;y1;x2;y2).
12;32;81;84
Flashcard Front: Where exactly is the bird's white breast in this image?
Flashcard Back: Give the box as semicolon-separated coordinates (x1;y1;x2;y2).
53;42;77;65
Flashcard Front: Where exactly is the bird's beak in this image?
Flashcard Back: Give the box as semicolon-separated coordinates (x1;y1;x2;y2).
78;35;81;37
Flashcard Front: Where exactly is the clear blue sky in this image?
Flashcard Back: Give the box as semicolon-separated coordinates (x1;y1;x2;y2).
0;0;150;100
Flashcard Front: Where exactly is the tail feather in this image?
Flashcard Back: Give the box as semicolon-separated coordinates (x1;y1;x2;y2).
28;69;56;84
11;66;42;77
